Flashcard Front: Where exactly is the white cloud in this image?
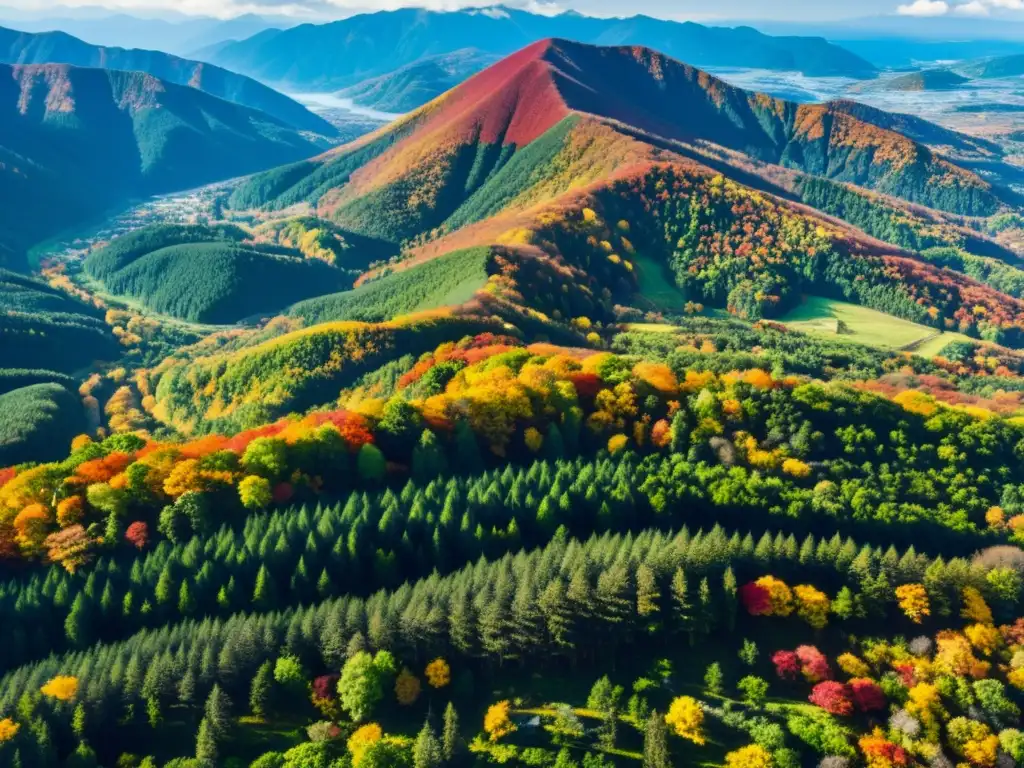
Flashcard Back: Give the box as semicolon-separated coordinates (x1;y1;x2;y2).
897;0;949;14
954;0;989;13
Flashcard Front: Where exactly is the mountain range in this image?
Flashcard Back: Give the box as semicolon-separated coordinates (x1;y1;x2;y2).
0;10;295;56
203;7;878;94
0;25;337;135
0;62;330;270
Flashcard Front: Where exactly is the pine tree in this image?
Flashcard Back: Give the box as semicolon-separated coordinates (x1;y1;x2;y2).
64;593;92;648
250;661;274;719
670;568;694;644
204;685;232;740
253;564;277;610
413;719;443;768
195;717;217;767
643;710;670;768
442;702;461;762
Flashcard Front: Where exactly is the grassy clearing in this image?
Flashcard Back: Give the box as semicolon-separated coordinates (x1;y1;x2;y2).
632;253;688;313
779;296;936;350
912;331;978;357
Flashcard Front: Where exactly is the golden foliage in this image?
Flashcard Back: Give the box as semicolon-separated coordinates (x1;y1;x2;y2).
665;696;705;744
895;583;930;624
425;658;450;689
40;675;78;701
348;723;383;766
0;718;18;743
484;700;516;742
724;744;774;768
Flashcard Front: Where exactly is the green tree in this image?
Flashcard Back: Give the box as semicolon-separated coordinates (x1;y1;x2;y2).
738;639;759;667
737;676;769;709
413;719;442;768
250;661;274;719
643;710;670;768
204;685;232;740
442;701;461;763
704;663;723;696
195;717;218;767
338;651;384;722
357;444;387;483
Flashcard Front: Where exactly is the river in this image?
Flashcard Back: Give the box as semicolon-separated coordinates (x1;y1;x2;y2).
286;92;405;123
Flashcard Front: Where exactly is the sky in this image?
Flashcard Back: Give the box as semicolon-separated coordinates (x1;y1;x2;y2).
4;0;1024;21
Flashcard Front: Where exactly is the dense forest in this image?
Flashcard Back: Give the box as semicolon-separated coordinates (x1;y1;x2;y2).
85;226;358;324
5;33;1024;768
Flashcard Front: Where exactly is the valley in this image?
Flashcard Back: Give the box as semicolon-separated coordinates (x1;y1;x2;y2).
0;13;1023;768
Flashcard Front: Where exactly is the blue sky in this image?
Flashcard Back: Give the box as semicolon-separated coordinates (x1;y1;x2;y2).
3;0;1024;21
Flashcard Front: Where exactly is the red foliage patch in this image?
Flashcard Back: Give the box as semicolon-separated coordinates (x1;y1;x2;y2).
772;650;801;681
809;681;854;716
849;678;886;712
739;582;772;615
124;521;149;550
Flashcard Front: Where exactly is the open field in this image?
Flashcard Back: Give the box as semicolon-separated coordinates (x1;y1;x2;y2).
780;296;939;350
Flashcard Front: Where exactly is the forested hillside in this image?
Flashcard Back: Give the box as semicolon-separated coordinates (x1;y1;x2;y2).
84;225;355;324
0;63;327;270
0;25;337;135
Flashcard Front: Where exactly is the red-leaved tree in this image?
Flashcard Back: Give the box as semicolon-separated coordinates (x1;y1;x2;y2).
809;681;853;716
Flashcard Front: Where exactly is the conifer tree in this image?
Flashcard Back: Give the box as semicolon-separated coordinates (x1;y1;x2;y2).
413;719;443;768
249;661;274;719
643;710;670;768
442;702;461;762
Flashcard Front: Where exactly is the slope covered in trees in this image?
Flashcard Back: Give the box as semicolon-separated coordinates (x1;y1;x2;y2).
0;25;337;135
84;225;354;324
0;383;83;466
0;269;117;372
337;49;498;112
231;37;1008;252
0;63;328;270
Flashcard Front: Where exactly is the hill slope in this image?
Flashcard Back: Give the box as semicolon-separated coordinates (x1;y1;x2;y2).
956;53;1024;79
233;38;1005;232
230;39;1024;348
208;6;876;92
852;68;969;92
84;224;356;324
0;25;336;135
0;62;329;270
336;49;499;112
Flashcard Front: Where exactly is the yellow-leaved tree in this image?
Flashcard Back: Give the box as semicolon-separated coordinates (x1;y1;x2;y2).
40;675;78;701
665;696;705;744
895;584;930;623
725;744;774;768
425;658;451;689
483;700;516;742
347;723;382;766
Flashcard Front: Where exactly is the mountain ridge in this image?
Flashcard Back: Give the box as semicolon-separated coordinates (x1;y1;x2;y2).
0;61;329;269
207;7;878;93
0;24;337;135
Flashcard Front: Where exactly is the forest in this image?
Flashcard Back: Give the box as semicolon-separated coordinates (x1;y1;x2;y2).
4;33;1024;768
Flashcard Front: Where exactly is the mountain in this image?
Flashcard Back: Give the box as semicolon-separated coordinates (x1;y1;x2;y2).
851;69;969;93
0;62;330;270
0;25;336;135
956;54;1024;80
233;39;1005;231
227;38;1024;354
207;7;877;93
337;49;499;112
0;11;294;55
